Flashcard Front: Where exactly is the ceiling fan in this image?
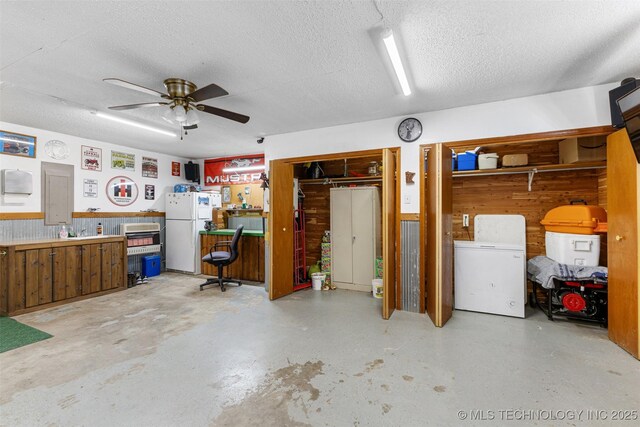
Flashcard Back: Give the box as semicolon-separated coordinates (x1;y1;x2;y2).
103;77;250;129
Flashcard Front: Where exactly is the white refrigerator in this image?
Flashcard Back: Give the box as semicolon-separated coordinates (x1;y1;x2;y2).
166;192;219;274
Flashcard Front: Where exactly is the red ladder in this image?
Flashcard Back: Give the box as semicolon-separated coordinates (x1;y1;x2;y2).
293;209;311;290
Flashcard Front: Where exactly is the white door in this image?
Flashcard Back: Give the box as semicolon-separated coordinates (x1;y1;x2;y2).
351;189;375;286
331;189;353;283
166;220;196;272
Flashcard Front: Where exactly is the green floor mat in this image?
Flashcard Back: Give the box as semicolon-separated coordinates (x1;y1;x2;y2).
0;317;52;353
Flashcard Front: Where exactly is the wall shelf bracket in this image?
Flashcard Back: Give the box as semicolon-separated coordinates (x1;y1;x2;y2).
527;169;538;192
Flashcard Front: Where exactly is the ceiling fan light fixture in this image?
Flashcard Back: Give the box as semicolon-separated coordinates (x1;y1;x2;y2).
174;105;187;122
162;107;177;124
186;108;200;126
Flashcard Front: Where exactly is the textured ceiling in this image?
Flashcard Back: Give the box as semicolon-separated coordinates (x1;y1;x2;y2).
1;1;639;158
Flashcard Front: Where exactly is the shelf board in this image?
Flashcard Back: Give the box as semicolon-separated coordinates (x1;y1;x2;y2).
298;176;382;184
451;161;607;178
223;208;263;212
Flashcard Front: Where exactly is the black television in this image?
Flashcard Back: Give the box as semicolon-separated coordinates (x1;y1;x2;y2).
609;77;639;128
617;85;640;163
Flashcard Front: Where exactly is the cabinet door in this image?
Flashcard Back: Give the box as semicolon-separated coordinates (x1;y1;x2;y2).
382;148;398;320
607;129;639;358
110;242;125;290
82;244;102;294
268;159;294;300
8;249;26;313
101;243;113;290
64;246;82;298
52;246;67;301
37;249;53;305
331;189;353;283
352;189;375;286
425;144;453;327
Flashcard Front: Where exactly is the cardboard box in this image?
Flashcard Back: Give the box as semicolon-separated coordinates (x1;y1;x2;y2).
559;136;607;164
502;154;528;167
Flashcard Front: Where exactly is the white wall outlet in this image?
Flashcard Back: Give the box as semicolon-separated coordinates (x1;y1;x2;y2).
462;214;470;228
403;194;411;204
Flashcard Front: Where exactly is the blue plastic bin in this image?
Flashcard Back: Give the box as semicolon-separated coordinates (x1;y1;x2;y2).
142;255;161;277
457;152;477;171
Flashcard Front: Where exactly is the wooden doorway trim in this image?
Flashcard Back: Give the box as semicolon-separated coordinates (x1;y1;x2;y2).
269;147;402;317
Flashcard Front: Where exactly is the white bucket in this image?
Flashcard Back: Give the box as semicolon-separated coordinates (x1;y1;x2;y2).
311;273;326;290
372;279;383;299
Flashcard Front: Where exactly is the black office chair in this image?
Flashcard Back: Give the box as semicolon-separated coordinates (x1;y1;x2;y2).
200;225;244;292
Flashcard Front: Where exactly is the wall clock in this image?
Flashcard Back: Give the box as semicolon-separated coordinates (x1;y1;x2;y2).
44;139;70;159
398;118;422;142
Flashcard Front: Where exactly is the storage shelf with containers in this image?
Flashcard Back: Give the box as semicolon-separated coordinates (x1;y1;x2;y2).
443;128;611;267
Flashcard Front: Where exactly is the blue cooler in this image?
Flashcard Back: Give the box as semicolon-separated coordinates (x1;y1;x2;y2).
142;255;161;277
457;152;477;171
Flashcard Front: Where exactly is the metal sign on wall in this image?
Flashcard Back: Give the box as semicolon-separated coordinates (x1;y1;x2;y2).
106;176;138;206
204;154;265;185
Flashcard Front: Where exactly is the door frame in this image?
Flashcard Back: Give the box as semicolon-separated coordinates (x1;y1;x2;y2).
418;125;614;324
267;147;401;318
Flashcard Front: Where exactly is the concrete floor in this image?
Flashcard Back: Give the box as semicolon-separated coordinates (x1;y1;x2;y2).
1;272;638;426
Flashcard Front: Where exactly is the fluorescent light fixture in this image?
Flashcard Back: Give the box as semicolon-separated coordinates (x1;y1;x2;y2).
222;165;266;173
382;29;411;96
93;111;177;137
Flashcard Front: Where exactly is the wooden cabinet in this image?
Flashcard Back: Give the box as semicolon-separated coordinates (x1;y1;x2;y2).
200;233;265;282
0;237;127;316
330;187;381;292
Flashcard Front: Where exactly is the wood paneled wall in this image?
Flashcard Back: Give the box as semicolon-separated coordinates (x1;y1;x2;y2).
300;182;382;269
452;169;600;259
295;155;382;269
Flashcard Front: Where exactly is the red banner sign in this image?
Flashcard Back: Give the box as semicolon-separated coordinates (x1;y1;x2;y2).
204;154;265;185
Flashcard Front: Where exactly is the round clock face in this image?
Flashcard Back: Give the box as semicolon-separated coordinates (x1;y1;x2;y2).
398;118;422;142
44;139;70;159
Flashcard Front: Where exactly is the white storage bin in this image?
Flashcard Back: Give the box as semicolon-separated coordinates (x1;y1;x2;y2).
545;231;600;266
478;153;499;169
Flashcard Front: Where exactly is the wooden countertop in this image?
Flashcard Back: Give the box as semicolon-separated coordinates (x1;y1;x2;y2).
199;229;264;237
0;235;124;249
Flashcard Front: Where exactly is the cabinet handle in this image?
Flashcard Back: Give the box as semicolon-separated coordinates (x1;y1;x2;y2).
615;235;624;242
0;250;6;256
49;252;56;256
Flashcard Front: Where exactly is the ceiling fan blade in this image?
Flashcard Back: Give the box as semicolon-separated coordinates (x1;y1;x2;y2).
183;124;198;130
198;104;250;124
103;78;168;98
108;102;168;110
189;83;229;102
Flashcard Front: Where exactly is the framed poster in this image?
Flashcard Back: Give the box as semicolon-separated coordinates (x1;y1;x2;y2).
145;184;155;200
81;145;102;171
83;179;98;198
0;130;36;158
106;176;139;206
171;161;181;176
111;151;135;171
142;156;158;178
222;186;231;203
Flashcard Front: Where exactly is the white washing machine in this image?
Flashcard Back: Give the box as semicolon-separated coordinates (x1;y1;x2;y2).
454;215;526;318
